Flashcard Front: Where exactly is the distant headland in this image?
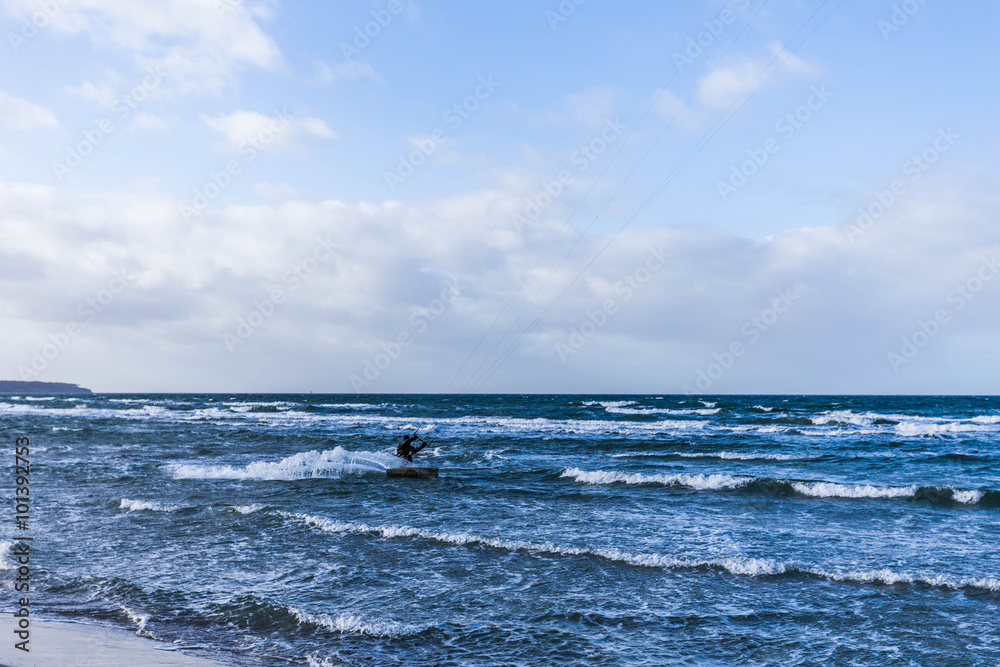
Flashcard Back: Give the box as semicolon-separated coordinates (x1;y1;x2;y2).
0;381;93;394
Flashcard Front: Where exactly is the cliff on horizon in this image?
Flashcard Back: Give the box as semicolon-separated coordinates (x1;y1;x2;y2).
0;381;93;394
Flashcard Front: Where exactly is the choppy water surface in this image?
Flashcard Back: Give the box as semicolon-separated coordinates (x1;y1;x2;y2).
2;394;999;666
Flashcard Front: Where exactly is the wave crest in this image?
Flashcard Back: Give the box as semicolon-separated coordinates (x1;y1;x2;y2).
277;510;1000;594
562;468;995;506
170;447;400;481
290;607;422;638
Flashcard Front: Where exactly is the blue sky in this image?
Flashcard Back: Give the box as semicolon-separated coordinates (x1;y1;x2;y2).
1;0;999;393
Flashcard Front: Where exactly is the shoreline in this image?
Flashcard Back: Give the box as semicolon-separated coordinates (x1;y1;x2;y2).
0;616;225;666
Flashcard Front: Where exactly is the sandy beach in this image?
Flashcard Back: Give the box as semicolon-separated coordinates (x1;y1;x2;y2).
0;616;223;666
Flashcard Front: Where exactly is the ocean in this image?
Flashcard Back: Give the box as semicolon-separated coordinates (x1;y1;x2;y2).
2;394;998;666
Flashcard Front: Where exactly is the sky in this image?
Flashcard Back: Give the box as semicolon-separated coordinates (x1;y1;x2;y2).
1;0;998;394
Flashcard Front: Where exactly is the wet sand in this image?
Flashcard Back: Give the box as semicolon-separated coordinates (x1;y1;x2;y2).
0;616;223;666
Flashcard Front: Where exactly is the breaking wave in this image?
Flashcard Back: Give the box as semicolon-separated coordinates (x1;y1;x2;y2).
561;469;998;506
278;511;1000;594
118;498;179;512
290;607;422;638
170;447;401;481
562;468;751;490
585;400;719;416
811;410;1000;436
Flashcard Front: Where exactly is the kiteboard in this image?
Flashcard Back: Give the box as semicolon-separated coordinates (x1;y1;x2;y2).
386;467;439;478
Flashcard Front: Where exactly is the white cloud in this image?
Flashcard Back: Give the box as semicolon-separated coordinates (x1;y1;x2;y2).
1;177;998;393
302;117;337;140
201;109;337;152
0;0;281;93
0;91;59;130
696;41;820;111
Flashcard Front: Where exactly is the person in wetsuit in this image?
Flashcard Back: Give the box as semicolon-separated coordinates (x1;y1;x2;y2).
395;433;428;462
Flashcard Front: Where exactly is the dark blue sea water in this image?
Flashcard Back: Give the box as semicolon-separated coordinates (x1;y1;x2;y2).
2;394;999;666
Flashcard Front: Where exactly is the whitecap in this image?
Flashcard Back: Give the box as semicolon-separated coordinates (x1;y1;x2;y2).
278;510;783;577
290;607;421;638
560;468;750;490
674;451;797;461
805;567;1000;592
120;605;150;635
170;447;401;481
119;498;178;512
232;504;265;514
276;510;1000;593
790;481;917;499
952;489;984;504
605;406;720;416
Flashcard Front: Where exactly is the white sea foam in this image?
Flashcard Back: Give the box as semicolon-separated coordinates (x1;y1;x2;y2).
810;409;1000;437
317;403;389;410
700;401;717;408
0;400;709;437
752;405;774;412
290;607;421;638
895;421;980;437
589;399;719;416
952;489;984;504
306;657;339;667
674;451;798;461
605;406;720;416
971;415;1000;424
278;510;784;577
561;468;750;490
790;482;917;499
232;504;264;514
805;567;1000;592
277;510;1000;593
120;605;149;635
582;400;636;408
170;447;400;481
562;469;989;504
119;498;178;512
